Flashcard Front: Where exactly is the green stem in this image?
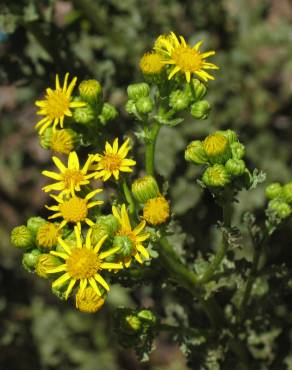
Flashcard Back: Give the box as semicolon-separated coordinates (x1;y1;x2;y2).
199;198;233;284
122;179;135;216
237;233;268;323
145;121;161;176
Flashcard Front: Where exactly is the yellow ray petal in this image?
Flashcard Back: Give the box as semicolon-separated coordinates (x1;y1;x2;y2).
94;273;110;291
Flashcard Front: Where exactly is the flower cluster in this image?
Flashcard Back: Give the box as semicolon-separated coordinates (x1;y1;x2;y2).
265;182;292;220
185;129;249;189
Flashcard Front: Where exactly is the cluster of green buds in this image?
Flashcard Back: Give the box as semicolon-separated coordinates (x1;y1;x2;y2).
39;79;117;154
131;175;170;226
125;83;153;118
265;182;292;220
10;216;61;275
113;307;157;356
185;129;248;189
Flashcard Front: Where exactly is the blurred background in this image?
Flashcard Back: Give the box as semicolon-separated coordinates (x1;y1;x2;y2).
1;0;292;369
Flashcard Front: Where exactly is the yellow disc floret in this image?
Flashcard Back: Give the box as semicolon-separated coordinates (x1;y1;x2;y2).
143;196;170;226
36;222;59;249
154;32;218;83
35;73;86;134
139;52;165;75
51;129;75;154
91;138;136;181
66;248;100;279
59;196;88;223
76;287;105;313
46;189;103;230
202;133;231;164
46;227;123;300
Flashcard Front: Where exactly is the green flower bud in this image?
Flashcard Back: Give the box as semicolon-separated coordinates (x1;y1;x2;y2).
113;235;134;258
11;225;34;250
169;90;191;111
125;315;142;332
215;129;238;144
137;309;157;324
125;99;137;115
99;103;118;125
184;140;208;165
22;249;41;272
188;79;207;101
35;254;61;278
268;199;292;219
127;83;150;100
27;217;46;236
79;79;102;105
202;164;231;187
39;127;53;149
131;176;160;203
73;104;96;124
265;182;282;200
91;215;119;245
135;97;153;114
225;159;246;176
203;133;231;164
282;182;292;204
230;142;245;159
190;100;211;120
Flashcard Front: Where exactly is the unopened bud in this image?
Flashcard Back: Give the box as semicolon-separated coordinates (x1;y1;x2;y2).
99;103;118;125
203;133;231;164
225;159;246;176
27;217;46;236
76;287;106;313
135;96;153;114
113;235;134;258
185;140;208;165
169;90;191;111
282;182;292;204
268;199;292;220
215;129;238;144
265;183;282;200
202;164;231;187
11;225;34;250
230;142;245;159
131;176;159;203
22;249;41;272
35;254;61;278
127;83;150;100
39;127;53;149
73;104;96;124
79;79;102;105
190;100;211;120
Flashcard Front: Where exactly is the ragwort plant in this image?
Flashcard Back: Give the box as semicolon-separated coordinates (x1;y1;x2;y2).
10;32;292;369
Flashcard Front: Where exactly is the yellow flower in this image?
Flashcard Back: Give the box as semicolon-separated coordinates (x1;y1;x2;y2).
75;287;105;313
91;138;136;181
51;129;76;155
35;73;86;134
112;204;150;267
143;196;170;226
42;151;95;196
46;227;122;299
46;189;103;230
36;222;60;249
154;32;219;83
139;52;165;75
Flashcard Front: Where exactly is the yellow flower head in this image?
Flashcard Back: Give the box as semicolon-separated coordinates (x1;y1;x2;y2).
36;222;60;249
143;196;170;226
92;138;136;181
139;52;165;75
75;287;105;313
46;227;123;300
154;32;219;83
42;152;95;196
35;73;86;134
46;189;103;230
112;204;150;267
51;129;76;155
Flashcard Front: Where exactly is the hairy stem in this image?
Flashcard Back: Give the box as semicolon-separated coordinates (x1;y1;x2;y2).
199;198;233;284
145;121;161;176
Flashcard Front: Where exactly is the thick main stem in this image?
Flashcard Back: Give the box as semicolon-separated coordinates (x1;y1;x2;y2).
199;199;233;284
145;121;161;176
